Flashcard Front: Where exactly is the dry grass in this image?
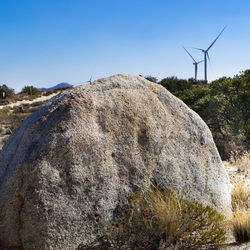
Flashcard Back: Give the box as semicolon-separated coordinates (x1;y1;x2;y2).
229;151;250;243
231;179;249;243
232;181;248;210
231;208;250;243
230;151;250;172
148;190;182;241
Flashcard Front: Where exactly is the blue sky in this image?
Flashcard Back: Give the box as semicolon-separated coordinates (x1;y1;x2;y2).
0;0;250;91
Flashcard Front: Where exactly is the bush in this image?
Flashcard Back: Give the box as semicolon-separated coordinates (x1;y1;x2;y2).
91;188;227;249
144;75;158;83
21;85;40;96
0;84;15;99
43;90;53;96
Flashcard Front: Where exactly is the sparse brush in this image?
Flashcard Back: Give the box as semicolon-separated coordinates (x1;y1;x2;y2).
232;181;248;210
230;151;250;172
231;208;250;243
0;108;9;120
13;105;24;113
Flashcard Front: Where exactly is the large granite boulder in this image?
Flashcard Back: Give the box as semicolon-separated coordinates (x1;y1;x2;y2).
0;74;231;249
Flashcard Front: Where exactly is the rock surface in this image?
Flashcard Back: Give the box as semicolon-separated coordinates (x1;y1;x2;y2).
0;74;231;249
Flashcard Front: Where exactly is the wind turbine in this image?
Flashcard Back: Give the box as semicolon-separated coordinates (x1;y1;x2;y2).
194;25;227;82
183;46;203;81
74;76;93;86
83;76;92;84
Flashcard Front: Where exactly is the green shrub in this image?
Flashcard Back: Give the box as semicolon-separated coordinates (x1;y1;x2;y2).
21;86;40;96
0;84;15;99
91;188;227;249
144;75;158;83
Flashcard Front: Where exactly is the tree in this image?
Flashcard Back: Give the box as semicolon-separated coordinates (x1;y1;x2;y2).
159;76;194;93
21;86;40;96
0;84;15;99
145;76;158;83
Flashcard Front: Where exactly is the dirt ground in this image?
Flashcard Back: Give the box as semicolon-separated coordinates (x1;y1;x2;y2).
0;92;58;110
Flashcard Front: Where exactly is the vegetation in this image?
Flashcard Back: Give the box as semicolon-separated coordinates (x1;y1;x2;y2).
0;84;15;99
232;181;248;210
92;188;227;249
231;180;250;244
230;152;250;243
0;85;62;106
144;75;158;83
231;208;250;243
154;70;250;160
230;151;250;172
21;85;41;96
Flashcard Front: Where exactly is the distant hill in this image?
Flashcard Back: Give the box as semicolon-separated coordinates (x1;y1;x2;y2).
38;82;72;91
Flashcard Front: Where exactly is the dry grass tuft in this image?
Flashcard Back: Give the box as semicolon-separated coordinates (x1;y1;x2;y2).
231;208;250;243
148;190;182;241
232;181;248;210
229;151;250;243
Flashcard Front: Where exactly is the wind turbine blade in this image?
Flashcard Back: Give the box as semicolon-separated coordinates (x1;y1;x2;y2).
207;53;211;65
191;47;204;52
206;25;227;51
197;60;203;64
183;46;196;62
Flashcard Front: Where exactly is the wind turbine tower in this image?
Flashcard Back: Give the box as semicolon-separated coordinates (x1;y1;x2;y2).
194;26;227;82
183;46;203;81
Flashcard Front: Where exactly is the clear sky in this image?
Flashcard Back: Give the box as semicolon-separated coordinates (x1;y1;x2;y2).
0;0;250;92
